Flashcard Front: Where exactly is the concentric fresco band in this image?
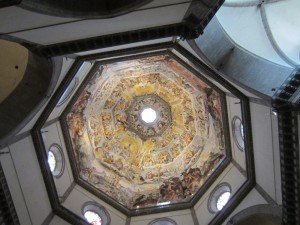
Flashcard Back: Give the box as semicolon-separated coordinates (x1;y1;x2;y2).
63;54;227;210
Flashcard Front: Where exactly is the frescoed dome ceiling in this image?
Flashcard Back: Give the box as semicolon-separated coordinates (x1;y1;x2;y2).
63;54;227;210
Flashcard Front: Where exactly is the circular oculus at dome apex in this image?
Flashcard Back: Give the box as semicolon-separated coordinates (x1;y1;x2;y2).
140;107;158;124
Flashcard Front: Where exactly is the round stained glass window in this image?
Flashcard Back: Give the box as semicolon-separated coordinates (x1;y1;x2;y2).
216;191;231;211
240;123;244;140
47;150;56;172
47;144;64;177
208;183;231;213
84;211;102;225
232;116;245;150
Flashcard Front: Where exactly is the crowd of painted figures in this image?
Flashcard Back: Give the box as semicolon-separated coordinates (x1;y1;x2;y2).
65;54;225;209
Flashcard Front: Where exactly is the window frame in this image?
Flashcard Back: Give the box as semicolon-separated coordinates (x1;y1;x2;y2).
47;143;65;178
232;116;245;151
208;183;231;213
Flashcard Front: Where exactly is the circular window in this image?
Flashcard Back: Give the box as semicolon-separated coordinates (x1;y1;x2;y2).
232;116;245;150
47;144;64;177
148;217;177;225
208;183;231;213
84;211;102;225
57;77;79;107
47;151;56;172
82;203;110;225
216;191;231;211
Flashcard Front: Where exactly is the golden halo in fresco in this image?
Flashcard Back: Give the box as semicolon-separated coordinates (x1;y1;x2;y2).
65;54;225;209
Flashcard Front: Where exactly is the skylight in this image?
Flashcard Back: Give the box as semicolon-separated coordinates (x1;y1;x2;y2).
141;107;157;123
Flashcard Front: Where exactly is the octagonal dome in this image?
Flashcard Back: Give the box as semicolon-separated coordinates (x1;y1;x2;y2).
61;53;228;211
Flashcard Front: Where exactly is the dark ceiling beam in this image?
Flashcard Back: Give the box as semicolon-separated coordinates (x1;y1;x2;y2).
276;110;299;225
272;67;300;225
273;67;300;109
0;163;20;225
32;23;198;58
183;0;224;37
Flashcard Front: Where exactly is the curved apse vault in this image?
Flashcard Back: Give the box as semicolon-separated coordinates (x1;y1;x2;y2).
0;39;54;144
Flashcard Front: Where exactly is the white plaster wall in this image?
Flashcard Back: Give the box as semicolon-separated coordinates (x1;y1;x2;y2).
42;122;74;197
216;3;291;67
56;122;74;183
181;40;269;100
226;95;246;170
265;0;300;65
8;137;52;225
193;163;246;225
0;146;31;225
49;216;71;225
250;103;279;202
7;4;189;45
63;185;127;225
131;209;194;225
0;6;75;34
217;0;300;67
0;0;188;34
46;61;94;122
